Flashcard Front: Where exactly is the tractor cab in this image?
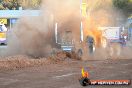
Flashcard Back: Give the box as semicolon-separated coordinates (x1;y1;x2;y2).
60;30;75;52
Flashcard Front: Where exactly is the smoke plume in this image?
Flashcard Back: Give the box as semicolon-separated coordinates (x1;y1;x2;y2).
4;0;80;57
1;0;131;59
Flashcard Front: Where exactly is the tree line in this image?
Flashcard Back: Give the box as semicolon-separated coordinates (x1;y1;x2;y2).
113;0;132;17
0;0;41;10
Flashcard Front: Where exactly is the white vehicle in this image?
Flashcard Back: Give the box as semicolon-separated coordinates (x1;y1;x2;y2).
99;27;121;39
0;23;7;45
98;27;125;57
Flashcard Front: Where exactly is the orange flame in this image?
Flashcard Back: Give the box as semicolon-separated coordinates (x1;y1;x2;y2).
81;67;89;78
82;16;102;47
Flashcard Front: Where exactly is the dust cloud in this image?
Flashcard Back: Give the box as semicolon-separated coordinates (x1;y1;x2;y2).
0;0;131;59
3;0;81;57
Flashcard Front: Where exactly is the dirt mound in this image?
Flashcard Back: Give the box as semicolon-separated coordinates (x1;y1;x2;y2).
65;51;81;60
0;55;46;71
49;51;81;62
0;51;81;71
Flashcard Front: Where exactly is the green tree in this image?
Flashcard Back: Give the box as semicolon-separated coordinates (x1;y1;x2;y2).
31;0;41;9
0;4;5;10
113;0;132;16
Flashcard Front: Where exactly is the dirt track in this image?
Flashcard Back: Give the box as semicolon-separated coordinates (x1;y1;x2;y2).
0;58;132;88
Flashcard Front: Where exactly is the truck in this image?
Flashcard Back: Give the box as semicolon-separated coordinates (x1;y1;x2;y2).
60;30;75;52
54;23;75;52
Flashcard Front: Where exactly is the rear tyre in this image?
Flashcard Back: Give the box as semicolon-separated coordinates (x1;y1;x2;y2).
77;49;83;58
